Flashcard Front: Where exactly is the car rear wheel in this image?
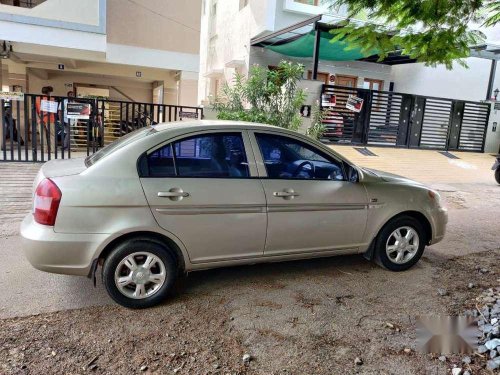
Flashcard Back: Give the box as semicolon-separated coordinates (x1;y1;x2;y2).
103;239;177;308
374;216;426;272
495;168;500;184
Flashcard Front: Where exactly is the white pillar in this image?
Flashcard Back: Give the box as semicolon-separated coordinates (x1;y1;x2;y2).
177;71;199;107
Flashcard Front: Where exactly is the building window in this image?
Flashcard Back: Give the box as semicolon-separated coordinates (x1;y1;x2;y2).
239;0;249;10
363;78;384;91
0;0;47;8
209;1;217;36
294;0;320;5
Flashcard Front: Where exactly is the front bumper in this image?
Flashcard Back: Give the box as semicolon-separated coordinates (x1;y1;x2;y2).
20;214;108;276
429;207;448;245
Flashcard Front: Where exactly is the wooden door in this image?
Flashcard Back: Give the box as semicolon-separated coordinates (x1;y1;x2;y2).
336;75;358;88
307;71;329;84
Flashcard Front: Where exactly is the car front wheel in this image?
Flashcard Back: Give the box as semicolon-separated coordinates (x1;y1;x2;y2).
374;216;426;272
102;239;177;308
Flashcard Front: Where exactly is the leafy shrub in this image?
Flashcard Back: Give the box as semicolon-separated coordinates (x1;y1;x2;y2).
213;61;307;131
306;101;327;140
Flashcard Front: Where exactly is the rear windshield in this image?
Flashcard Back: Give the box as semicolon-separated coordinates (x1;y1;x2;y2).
85;127;158;167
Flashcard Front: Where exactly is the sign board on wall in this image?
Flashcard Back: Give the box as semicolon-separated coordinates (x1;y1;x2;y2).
40;99;58;113
321;93;336;107
67;103;91;119
0;92;24;101
346;95;364;113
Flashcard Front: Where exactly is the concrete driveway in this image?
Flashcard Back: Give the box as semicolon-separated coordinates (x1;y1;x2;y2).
0;148;498;319
0;152;499;374
329;145;497;184
0;163;112;319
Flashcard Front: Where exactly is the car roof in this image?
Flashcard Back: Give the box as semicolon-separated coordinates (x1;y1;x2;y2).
87;119;356;174
152;120;285;133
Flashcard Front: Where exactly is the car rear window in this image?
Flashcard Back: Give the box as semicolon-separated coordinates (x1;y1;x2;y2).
85;127;158;166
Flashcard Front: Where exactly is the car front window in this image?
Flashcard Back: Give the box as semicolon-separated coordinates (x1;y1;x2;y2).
255;133;344;180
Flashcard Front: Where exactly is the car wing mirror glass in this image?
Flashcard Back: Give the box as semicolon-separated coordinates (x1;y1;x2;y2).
345;163;359;182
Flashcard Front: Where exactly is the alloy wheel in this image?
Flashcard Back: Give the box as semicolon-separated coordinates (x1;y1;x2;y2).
114;252;167;299
385;226;420;264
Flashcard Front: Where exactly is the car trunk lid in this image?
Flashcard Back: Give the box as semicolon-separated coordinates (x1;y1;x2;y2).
41;157;87;178
33;158;87;193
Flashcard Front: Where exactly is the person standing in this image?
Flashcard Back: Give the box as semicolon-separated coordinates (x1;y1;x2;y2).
59;91;75;150
35;86;56;153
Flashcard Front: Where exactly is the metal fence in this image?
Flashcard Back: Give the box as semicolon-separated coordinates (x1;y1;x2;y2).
320;85;490;152
1;94;204;162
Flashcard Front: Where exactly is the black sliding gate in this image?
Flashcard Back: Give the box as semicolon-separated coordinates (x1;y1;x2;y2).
321;85;490;152
1;94;204;162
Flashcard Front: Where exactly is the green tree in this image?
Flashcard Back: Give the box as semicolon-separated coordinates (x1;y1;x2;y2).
484;0;500;26
325;0;500;69
213;61;307;131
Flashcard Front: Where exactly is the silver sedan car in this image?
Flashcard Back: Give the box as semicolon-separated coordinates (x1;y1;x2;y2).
21;121;447;308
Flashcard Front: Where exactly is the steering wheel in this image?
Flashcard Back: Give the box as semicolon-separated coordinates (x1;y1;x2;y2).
292;161;315;178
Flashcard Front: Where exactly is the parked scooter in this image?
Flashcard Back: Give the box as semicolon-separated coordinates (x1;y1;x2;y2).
1;102;25;151
114;111;157;138
493;155;500;184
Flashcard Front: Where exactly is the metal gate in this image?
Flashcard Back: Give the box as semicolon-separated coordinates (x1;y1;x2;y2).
1;94;204;162
320;85;490;152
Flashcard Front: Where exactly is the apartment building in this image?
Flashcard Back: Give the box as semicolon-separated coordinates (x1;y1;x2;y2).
0;0;201;105
198;0;500;104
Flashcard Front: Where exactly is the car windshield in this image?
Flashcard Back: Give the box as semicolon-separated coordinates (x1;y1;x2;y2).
85;127;158;167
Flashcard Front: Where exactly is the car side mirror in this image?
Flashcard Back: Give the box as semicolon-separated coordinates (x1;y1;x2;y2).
346;164;359;183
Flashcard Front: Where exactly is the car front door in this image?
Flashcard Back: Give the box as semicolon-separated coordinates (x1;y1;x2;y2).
139;130;267;263
250;131;369;256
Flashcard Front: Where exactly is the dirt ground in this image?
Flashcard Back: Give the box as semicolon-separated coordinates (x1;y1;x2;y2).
1;182;499;374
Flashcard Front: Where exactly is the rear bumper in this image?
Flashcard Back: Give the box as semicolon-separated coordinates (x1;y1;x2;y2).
429;207;448;245
20;214;107;276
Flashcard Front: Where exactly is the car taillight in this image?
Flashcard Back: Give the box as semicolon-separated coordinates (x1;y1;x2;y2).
33;178;62;226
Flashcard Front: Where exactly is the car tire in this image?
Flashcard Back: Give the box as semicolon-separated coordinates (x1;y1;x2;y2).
495;168;500;184
374;216;426;272
102;239;177;308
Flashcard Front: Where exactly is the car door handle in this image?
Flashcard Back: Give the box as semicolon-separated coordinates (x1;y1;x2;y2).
158;188;190;201
158;191;190;197
273;189;299;199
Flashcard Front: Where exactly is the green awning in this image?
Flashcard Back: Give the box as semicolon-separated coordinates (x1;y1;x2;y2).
265;31;378;61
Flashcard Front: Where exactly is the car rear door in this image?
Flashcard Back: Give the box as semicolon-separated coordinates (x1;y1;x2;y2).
250;131;369;256
140;130;267;263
